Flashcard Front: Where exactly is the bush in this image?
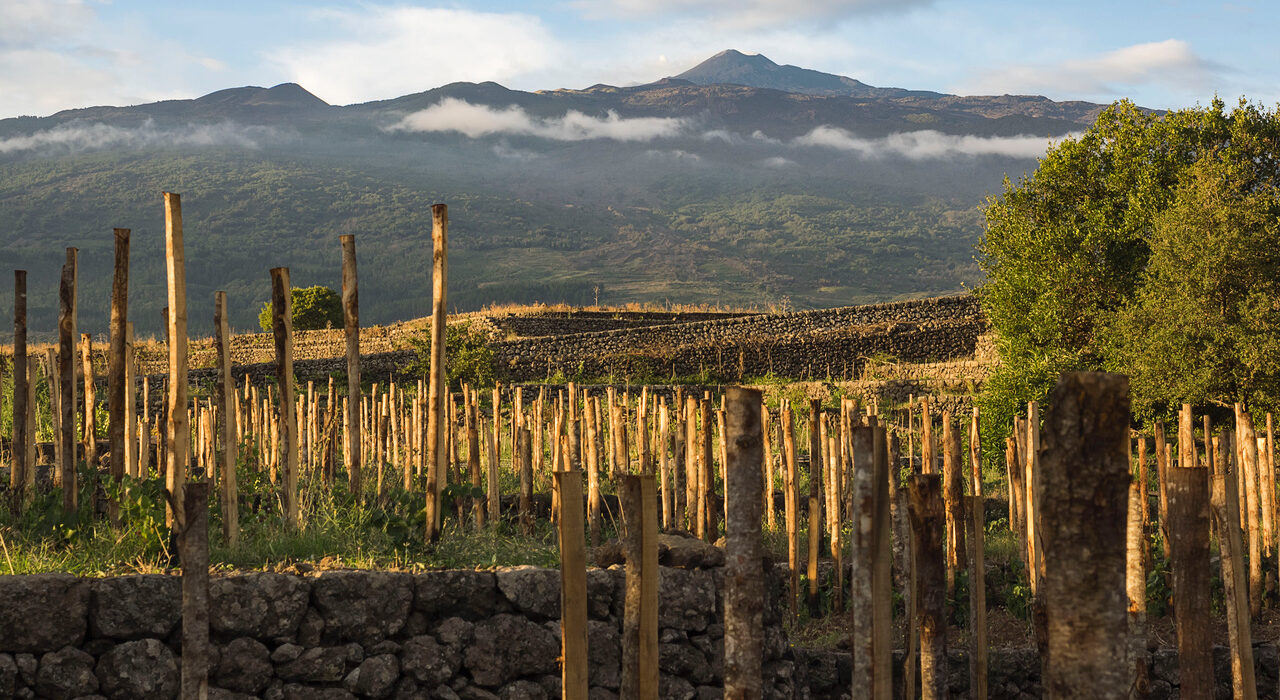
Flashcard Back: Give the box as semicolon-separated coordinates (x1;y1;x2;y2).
258;285;343;332
406;320;497;388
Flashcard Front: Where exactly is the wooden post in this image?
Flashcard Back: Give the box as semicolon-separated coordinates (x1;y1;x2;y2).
908;474;946;699
762;403;775;532
941;414;965;593
702;396;716;541
1237;405;1262;618
59;248;78;514
339;235;362;495
487;393;500;524
806;399;822;617
163;192;192;529
107;228;129;522
1169;406;1212;700
783;408;799;616
80;333;97;468
1038;373;1130;698
586;398;602;547
871;427;892;700
1126;481;1150;698
465;389;482;527
10;270;27;514
1025;401;1041;595
180;481;209;700
518;427;533;534
425;204;448;542
270;267;299;527
920;398;933;474
1212;437;1257;700
214;293;238;546
659;401;671;529
849;425;882;698
620;474;659;699
966;493;987;700
124;323;137;480
554;469;588;700
724;386;763;700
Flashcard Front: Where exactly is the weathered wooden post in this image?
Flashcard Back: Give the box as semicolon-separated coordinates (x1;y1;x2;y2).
556;469;588;700
180;481;209;699
941;414;966;594
425;204;448;542
851;424;892;698
214;292;238;545
783;407;799;616
80;333;97;467
58;248;80;513
339;234;362;495
620;474;659;699
908;474;946;699
519;427;533;534
724;386;763;699
163;192;191;529
1169;404;1211;699
106;228;129;523
1126;481;1150;698
1211;435;1257;700
270;267;299;527
124;323;138;480
1025;401;1041;595
10;270;27;514
1038;373;1130;698
871;427;892;700
806;399;823;617
487;393;500;524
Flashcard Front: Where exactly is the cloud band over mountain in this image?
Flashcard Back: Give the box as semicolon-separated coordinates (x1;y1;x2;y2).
388;98;689;142
0;120;281;155
794;125;1060;159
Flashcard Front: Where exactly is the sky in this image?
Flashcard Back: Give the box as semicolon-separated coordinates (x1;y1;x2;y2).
1;0;1275;118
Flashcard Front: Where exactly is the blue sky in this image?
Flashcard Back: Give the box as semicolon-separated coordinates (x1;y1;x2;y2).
1;0;1275;117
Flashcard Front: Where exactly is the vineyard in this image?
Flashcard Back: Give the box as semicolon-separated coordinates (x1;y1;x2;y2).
1;196;1278;699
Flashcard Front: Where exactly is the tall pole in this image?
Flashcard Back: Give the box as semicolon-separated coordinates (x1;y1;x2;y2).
425;203;448;542
270;268;299;528
163;193;190;528
340;234;361;496
107;228;129;524
215;292;238;545
59;247;78;515
723;386;764;699
10;270;27;514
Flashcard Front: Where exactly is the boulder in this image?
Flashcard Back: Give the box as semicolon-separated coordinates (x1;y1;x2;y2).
414;570;508;620
495;566;560;619
587;621;621;689
0;575;88;653
0;653;16;697
90;575;181;640
209;573;309;639
275;646;351;682
400;635;458;687
214;637;272;695
343;653;399;699
35;646;98;700
312;572;413;644
658;568;716;632
463;615;558;687
94;638;178;700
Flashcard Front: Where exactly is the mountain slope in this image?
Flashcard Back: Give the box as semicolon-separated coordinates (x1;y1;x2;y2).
0;51;1111;339
675;49;946;99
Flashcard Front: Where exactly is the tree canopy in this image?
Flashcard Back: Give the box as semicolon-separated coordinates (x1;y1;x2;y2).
977;98;1280;431
258;285;343;332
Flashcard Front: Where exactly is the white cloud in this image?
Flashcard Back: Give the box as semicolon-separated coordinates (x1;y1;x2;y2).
793;126;1059;159
574;0;931;28
388;98;690;142
758;156;796;168
0;120;283;155
0;0;94;45
958;39;1225;98
267;7;562;105
644;149;701;162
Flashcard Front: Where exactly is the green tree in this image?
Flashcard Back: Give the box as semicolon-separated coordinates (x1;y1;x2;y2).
258;285;343;332
977;98;1280;442
1105;154;1280;419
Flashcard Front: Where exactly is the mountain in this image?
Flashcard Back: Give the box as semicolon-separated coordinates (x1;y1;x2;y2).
675;49;946;99
0;52;1114;339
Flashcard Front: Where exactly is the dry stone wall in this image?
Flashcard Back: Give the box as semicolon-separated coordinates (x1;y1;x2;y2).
0;560;796;700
